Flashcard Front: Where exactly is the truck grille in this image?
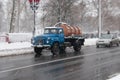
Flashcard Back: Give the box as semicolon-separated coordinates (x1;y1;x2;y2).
39;39;44;45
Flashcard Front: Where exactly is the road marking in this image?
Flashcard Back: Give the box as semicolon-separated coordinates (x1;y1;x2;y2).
0;47;119;74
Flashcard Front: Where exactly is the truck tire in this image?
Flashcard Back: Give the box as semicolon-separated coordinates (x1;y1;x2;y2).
34;47;42;55
73;45;81;52
116;43;119;47
51;43;60;56
59;44;66;53
73;40;81;52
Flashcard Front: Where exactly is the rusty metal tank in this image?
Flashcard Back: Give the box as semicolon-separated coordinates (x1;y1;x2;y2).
69;26;76;35
60;24;71;37
59;23;82;37
75;26;79;35
76;26;81;35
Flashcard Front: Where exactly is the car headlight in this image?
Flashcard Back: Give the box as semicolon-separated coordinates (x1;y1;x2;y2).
106;41;110;43
96;40;99;43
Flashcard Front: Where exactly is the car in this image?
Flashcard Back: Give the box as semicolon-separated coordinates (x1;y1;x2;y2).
96;34;119;48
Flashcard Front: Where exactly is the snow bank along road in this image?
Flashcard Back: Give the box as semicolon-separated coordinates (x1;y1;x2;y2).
0;38;98;57
0;42;33;56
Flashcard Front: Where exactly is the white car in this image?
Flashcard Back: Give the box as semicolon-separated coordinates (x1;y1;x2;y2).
96;34;119;48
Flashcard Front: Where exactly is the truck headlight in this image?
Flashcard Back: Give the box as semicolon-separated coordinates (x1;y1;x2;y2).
32;40;35;44
46;37;51;43
31;39;34;44
46;40;49;43
47;37;51;40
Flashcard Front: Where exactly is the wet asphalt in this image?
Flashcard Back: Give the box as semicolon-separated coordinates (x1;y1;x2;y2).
0;46;120;80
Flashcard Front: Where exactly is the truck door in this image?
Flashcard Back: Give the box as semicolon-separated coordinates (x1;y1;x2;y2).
58;29;64;43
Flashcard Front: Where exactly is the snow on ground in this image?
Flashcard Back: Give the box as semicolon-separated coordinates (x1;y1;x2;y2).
0;42;31;50
0;38;98;56
0;38;98;51
0;42;33;57
0;48;33;57
107;74;120;80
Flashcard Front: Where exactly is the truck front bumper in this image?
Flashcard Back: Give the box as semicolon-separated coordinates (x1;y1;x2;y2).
32;44;51;48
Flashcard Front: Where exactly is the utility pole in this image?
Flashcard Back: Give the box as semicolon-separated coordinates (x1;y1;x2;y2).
98;0;102;38
17;0;20;32
33;0;36;36
58;0;62;22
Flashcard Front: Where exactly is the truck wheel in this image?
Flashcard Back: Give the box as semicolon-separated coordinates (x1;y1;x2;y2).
73;40;81;52
34;47;42;56
73;45;81;52
51;43;60;56
116;43;119;47
59;44;66;53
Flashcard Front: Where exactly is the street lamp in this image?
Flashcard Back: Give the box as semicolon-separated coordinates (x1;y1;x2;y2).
28;0;40;37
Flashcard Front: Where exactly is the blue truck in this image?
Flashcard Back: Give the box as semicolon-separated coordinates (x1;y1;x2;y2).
31;23;84;56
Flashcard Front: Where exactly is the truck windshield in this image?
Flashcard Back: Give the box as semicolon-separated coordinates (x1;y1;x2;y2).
44;28;58;34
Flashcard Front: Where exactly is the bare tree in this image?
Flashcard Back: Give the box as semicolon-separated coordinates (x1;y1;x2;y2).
17;0;20;32
41;0;78;26
9;0;18;33
0;2;3;32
